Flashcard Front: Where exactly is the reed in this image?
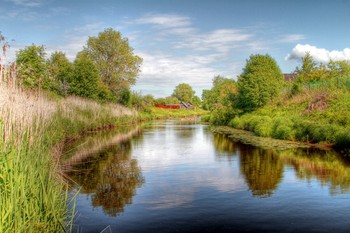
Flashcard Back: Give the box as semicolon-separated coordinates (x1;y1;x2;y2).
0;38;136;232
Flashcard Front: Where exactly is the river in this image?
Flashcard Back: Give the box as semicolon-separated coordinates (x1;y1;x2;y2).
64;119;350;233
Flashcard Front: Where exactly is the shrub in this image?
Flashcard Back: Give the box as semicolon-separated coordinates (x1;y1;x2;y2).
272;117;295;140
253;116;273;137
228;116;245;129
335;129;350;150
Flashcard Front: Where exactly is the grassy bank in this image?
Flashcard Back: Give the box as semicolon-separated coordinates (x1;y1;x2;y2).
223;84;350;152
0;80;136;232
139;107;208;121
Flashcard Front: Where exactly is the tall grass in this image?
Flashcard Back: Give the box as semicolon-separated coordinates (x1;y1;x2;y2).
0;40;137;232
0;63;74;231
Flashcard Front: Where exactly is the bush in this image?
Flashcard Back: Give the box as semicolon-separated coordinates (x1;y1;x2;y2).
253;116;273;137
335;129;350;150
229;116;245;129
272;117;295;140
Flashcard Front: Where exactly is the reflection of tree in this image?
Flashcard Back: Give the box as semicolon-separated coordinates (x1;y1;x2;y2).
280;149;350;195
67;141;144;216
175;127;195;139
212;134;238;155
240;148;283;198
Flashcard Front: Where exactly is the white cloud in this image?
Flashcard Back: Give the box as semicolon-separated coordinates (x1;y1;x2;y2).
6;0;45;7
278;34;306;43
132;13;255;54
134;13;192;29
285;44;350;63
133;52;223;97
176;29;254;54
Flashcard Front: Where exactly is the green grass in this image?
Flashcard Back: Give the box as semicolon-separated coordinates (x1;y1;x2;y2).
0;120;74;232
138;107;208;120
223;84;350;150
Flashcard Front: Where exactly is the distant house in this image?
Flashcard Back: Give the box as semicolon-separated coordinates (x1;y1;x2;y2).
180;102;194;109
283;73;298;82
155;102;194;110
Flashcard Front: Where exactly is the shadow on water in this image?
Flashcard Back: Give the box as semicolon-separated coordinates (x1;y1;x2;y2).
63;126;144;217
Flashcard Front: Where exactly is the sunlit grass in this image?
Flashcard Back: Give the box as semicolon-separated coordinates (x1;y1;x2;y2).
0;63;137;232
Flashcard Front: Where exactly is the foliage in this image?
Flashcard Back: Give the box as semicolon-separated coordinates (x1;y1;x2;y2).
237;54;283;111
16;44;49;88
83;28;143;102
202;75;237;111
202;75;238;125
192;95;202;107
47;51;73;96
165;96;180;104
172;83;195;103
69;52;100;99
69;52;114;101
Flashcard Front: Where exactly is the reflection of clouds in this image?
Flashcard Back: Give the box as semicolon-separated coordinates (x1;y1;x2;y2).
141;167;245;209
138;162;245;210
132;122;246;209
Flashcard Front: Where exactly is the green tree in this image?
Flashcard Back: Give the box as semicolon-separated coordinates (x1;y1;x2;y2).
69;52;101;99
47;51;73;96
237;54;283;112
83;28;143;102
296;53;330;82
192;96;202;107
16;44;49;88
202;75;238;125
202;75;237;111
165;96;180;104
172;83;195;103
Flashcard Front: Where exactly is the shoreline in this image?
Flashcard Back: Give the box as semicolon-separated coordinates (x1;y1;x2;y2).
211;126;335;151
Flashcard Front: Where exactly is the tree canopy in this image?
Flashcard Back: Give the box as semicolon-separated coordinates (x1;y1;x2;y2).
172;83;195;103
237;54;283;112
47;51;73;95
16;44;48;88
83;28;143;102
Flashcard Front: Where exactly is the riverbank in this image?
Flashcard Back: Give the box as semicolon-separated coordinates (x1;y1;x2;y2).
0;81;207;232
206;85;350;154
139;107;208;121
0;82;138;232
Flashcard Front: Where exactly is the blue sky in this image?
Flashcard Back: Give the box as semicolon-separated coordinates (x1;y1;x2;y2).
1;0;350;97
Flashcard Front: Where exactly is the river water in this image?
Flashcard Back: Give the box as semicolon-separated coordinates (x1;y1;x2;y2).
64;119;350;233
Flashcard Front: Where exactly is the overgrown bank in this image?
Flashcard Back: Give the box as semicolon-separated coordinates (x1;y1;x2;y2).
202;54;350;152
0;82;137;232
0;81;207;232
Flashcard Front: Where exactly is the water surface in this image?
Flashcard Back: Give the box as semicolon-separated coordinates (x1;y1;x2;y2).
65;120;350;233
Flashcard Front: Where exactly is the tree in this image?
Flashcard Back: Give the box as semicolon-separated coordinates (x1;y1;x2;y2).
172;83;195;103
16;44;49;88
69;52;101;99
202;75;238;125
237;54;283;112
297;52;321;82
47;51;73;96
202;75;237;111
83;28;143;102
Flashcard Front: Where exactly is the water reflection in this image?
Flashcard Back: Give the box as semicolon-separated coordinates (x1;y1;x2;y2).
65;131;144;217
240;148;283;197
279;148;350;195
212;132;350;197
66;121;350;232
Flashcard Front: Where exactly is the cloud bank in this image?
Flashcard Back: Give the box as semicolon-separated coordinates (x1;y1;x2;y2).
285;44;350;63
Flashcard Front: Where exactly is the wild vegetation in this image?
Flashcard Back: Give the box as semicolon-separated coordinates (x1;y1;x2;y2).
0;64;137;232
203;53;350;152
0;29;208;232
